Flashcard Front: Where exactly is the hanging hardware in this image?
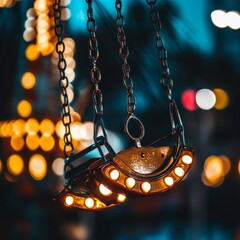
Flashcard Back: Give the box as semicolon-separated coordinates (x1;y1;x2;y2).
53;0;194;211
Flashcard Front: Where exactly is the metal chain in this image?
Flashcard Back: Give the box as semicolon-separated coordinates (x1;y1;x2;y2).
115;0;136;115
146;0;173;100
85;0;107;144
146;0;185;140
115;0;145;147
53;0;74;157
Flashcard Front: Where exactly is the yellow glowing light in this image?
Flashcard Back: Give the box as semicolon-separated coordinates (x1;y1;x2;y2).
174;167;185;177
85;197;95;209
17;100;32;118
40;119;54;135
117;194;126;202
71;122;82;140
65;195;74;206
99;184;112;196
0;121;8;137
109;169;120;180
29;154;47;180
204;156;224;182
125;177;136;189
25;44;40;61
213;88;229;110
21;72;36;89
220;155;231;175
26;133;39;150
55;120;65;138
4;120;14;137
7;154;24;176
26;118;39;134
141;182;151;193
182;155;193;164
40;42;54;56
52;158;64;176
39;134;55;152
79;122;94;140
10;135;25;151
13;119;26;136
201;172;224;188
164;177;174;186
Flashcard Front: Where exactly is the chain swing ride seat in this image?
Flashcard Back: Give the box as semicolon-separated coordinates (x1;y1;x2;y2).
53;0;194;211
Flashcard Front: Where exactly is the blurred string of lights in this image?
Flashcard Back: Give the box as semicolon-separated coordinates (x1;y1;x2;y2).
211;10;240;30
0;0;97;182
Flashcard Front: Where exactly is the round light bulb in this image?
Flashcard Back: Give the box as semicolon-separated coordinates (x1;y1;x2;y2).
109;169;120;180
141;182;151;193
174;167;185;177
117;194;126;203
65;196;74;206
85;197;95;209
164;177;174;186
182;155;193;164
125;177;136;189
99;184;112;196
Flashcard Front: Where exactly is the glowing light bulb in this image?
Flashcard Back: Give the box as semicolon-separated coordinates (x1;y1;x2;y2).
164;177;174;186
182;155;193;164
99;184;112;196
174;167;185;177
85;197;95;209
125;177;136;189
7;154;24;176
141;182;151;193
65;196;74;206
117;194;126;202
109;169;120;180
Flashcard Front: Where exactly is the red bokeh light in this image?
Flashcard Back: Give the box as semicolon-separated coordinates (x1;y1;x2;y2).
181;89;197;111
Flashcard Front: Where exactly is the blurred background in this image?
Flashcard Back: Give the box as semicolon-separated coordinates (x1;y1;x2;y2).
0;0;240;239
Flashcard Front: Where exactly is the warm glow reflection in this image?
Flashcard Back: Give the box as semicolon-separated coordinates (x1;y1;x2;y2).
17;100;32;118
238;160;240;175
26;133;39;150
39;134;55;151
55;120;65;138
26;118;39;134
174;167;184;177
40;119;54;135
0;159;2;174
7;154;24;176
10;135;25;151
71;122;82;140
21;72;36;89
29;154;47;180
52;158;64;176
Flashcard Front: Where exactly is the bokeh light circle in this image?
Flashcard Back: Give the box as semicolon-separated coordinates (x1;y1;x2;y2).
196;89;216;110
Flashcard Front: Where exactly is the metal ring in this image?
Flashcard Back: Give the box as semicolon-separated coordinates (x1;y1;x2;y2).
124;114;145;147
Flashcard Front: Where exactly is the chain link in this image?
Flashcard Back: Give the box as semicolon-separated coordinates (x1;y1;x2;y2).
115;0;145;147
146;0;173;100
53;0;74;157
85;0;109;144
115;0;136;115
85;0;103;121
